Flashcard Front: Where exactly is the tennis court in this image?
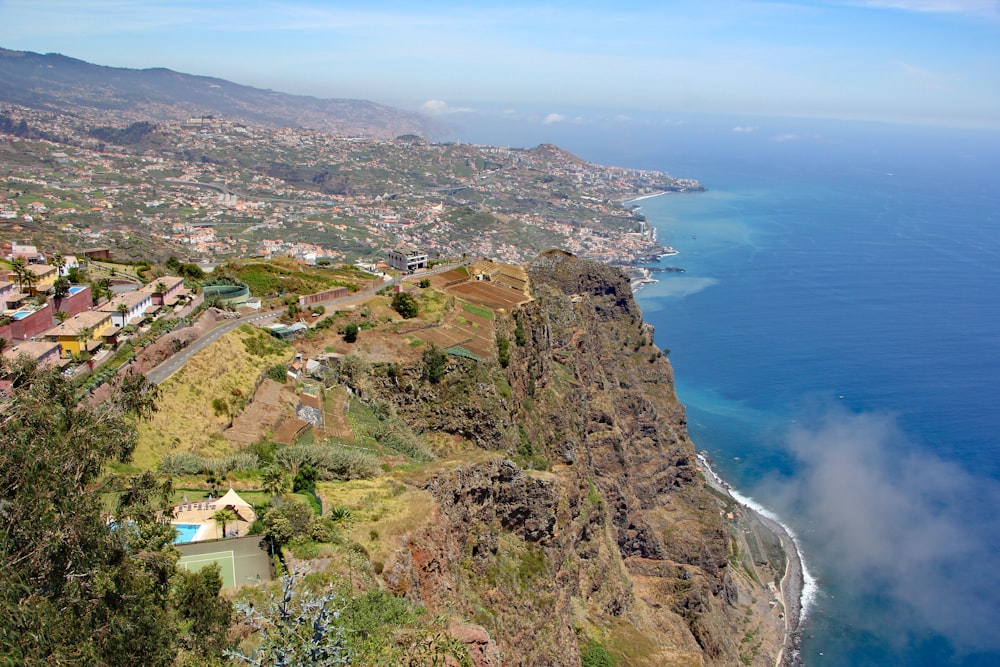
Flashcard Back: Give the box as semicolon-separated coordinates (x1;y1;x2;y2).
177;550;236;588
175;535;272;589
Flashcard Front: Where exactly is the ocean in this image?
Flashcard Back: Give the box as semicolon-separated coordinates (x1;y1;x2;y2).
453;111;1000;665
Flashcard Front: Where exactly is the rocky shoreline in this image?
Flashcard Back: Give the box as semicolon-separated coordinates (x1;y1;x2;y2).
697;453;806;667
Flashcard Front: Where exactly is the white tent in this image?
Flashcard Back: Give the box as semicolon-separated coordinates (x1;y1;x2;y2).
216;487;256;523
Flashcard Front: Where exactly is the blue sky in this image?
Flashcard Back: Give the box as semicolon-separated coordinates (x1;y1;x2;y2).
2;0;998;127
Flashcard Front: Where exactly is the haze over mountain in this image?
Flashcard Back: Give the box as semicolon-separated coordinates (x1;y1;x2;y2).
0;47;437;139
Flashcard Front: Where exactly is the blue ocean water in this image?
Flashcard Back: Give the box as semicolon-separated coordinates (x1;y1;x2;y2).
454;112;1000;665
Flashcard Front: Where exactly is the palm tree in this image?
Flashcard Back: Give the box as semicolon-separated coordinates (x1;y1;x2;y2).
212;508;238;539
115;303;129;329
20;267;37;297
53;277;70;299
76;326;94;357
54;310;70;324
261;466;290;498
0;337;8;357
52;252;65;276
9;257;27;292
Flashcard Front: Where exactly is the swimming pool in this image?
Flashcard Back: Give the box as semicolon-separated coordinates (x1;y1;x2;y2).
173;523;204;544
67;286;85;295
11;311;31;320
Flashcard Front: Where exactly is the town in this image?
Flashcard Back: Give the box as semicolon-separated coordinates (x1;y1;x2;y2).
0;105;700;270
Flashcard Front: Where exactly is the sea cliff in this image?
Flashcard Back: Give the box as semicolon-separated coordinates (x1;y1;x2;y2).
343;250;794;666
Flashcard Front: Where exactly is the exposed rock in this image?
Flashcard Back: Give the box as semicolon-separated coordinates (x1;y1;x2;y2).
368;250;787;666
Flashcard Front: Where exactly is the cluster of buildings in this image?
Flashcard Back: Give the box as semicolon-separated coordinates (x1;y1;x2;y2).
0;242;189;371
2;106;695;274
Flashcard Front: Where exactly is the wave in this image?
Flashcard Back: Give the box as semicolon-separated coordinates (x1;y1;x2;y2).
696;453;818;621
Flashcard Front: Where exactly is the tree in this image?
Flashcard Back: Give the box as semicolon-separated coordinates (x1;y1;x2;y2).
20;264;37;296
261;465;290;498
292;464;318;494
343;322;359;343
422;345;448;384
9;256;27;292
116;302;130;328
173;563;232;659
55;310;70;324
67;265;84;283
0;360;183;666
391;291;419;319
0;336;7;356
213;508;238;539
261;499;314;550
51;252;65;276
53;276;70;299
76;325;94;356
155;280;167;296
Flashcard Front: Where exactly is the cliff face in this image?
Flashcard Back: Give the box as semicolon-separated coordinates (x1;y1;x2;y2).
367;250;785;666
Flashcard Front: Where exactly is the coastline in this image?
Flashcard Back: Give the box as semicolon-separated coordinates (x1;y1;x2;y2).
622;191;671;206
697;453;810;667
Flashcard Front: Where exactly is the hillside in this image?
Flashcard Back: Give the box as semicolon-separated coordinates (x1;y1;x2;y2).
121;252;793;665
315;251;791;665
0;47;435;139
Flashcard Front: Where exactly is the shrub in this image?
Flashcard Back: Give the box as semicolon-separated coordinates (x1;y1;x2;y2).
497;335;510;368
390;292;418;319
343;322;359;343
369;418;434;462
421;345;448;384
266;364;288;383
223;451;260;472
275;444;380;481
581;641;615;667
159;452;206;476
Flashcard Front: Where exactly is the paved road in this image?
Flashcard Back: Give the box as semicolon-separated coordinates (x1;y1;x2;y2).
145;311;279;385
143;262;466;385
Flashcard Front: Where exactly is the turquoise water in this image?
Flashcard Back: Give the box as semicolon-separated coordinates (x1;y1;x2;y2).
173;523;202;544
456;112;1000;665
630;123;1000;666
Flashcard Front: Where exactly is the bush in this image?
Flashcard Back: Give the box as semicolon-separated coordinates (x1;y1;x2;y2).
421;345;448;384
223;451;260;472
581;641;616;667
159;452;206;476
497;335;510;368
369;418;434;462
267;364;288;383
343;322;359;343
390;292;418;319
275;444;380;481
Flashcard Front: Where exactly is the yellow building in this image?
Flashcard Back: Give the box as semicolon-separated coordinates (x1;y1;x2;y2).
42;310;114;357
25;263;58;293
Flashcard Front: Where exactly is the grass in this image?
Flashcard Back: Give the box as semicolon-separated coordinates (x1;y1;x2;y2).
461;302;494;320
133;326;293;469
316;477;435;567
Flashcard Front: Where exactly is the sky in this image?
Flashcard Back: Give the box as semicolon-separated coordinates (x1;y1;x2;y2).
2;0;999;128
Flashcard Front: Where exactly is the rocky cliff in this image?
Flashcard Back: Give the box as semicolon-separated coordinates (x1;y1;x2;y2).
358;250;788;666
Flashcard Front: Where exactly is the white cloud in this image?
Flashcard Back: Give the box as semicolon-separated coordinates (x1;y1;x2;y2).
419;99;472;115
542;113;586;124
768;410;1000;652
732;125;757;133
843;0;1000;17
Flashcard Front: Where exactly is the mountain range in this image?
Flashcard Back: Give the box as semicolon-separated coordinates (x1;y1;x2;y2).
0;47;436;139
